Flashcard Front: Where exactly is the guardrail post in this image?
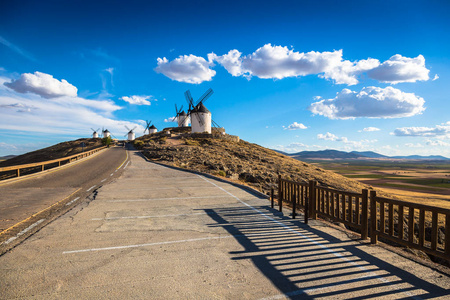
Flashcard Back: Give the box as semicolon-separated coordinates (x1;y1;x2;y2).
270;188;274;209
309;180;317;220
278;175;282;212
17;169;20;177
361;189;368;240
370;190;377;244
42;164;44;171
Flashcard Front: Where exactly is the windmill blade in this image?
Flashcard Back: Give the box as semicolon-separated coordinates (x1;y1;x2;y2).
184;90;193;103
196;88;213;106
91;128;96;132
125;125;131;131
179;105;183;112
212;119;221;128
132;126;137;131
175;104;179;115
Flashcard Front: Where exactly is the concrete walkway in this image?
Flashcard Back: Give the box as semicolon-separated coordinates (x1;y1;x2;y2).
1;150;449;299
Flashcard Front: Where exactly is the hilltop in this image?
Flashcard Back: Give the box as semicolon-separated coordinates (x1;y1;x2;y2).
0;138;104;168
133;130;374;197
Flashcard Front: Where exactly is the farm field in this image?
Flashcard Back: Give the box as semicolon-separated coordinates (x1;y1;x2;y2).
306;159;450;208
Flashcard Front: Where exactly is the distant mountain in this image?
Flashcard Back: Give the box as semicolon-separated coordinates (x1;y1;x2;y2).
285;150;450;161
391;155;450;160
290;150;362;159
350;151;388;159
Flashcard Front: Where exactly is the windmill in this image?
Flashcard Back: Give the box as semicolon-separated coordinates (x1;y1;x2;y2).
144;120;152;134
124;125;137;141
149;124;157;134
183;88;214;133
91;128;100;138
102;127;111;138
174;104;189;127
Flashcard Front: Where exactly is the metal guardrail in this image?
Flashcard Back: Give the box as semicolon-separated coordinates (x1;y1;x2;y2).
0;146;107;180
272;175;450;262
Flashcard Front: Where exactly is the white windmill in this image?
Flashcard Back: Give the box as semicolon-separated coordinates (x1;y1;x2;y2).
124;125;136;141
184;88;214;134
174;104;189;127
102;128;111;138
149;124;157;134
91;128;100;138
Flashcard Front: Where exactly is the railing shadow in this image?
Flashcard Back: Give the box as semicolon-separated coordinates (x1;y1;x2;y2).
203;205;449;299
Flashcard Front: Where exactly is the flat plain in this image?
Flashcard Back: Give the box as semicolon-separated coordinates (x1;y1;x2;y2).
306;159;450;209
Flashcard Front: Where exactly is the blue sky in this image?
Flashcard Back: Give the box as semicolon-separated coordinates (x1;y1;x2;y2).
1;0;449;157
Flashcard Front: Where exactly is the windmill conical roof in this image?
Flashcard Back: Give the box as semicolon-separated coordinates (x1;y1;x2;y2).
192;102;210;113
179;111;187;116
149;125;157;129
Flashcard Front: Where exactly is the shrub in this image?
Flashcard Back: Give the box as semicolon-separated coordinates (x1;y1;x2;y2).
218;170;226;177
133;140;144;149
102;136;112;147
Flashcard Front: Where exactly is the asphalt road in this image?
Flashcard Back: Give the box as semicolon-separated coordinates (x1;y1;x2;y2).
0;146;127;233
0;150;449;299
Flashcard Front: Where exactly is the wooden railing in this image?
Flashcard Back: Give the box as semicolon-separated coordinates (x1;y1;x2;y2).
370;191;450;262
273;175;450;262
0;146;107;181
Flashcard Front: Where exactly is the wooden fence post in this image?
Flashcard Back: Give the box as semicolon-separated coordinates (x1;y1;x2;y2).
292;188;297;219
270;188;274;209
361;189;368;240
370;190;378;244
278;175;282;212
309;180;316;220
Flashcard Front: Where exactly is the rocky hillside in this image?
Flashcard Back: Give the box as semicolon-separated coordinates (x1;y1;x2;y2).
0;138;104;168
134;130;374;196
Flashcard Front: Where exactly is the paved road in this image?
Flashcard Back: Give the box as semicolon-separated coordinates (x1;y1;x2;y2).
0;150;449;299
0;147;127;232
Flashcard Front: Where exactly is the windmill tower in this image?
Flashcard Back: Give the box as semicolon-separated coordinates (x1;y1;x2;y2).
102;128;111;138
185;88;213;134
149;124;157;134
91;128;100;138
175;104;189;127
124;126;136;141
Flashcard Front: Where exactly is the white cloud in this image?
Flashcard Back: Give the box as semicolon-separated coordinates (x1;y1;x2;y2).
164;116;177;123
156;45;431;86
317;132;377;149
208;50;243;77
317;132;338;141
393;122;450;137
4;71;77;98
433;74;439;81
360;127;380;132
284;122;307;130
273;142;323;153
367;54;429;84
154;55;216;84
405;143;424;148
426;140;450;147
120;95;152;106
309;86;425;119
0;75;144;141
212;44;355;83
